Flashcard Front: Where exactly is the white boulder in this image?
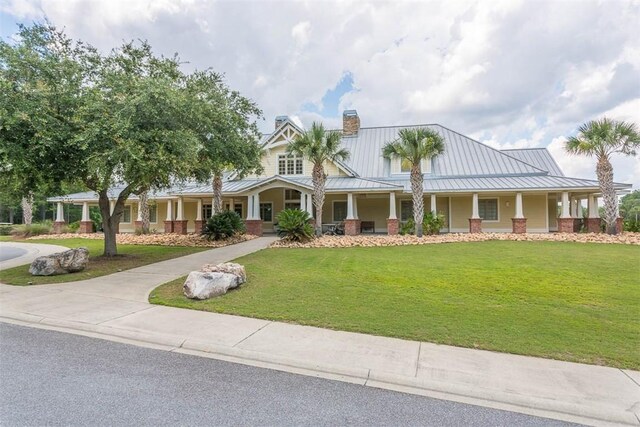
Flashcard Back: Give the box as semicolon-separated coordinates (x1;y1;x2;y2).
29;248;89;276
200;262;246;284
183;271;241;300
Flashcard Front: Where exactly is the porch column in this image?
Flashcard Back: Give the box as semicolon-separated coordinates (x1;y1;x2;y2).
300;192;306;213
134;200;143;230
469;193;482;233
174;197;187;234
79;201;93;234
195;199;205;233
586;195;601;233
512;192;527;234
557;191;573;233
387;192;399;235
305;193;314;218
615;193;624;233
53;202;66;234
572;197;581;232
345;192;361;235
109;200;116;215
164;200;174;233
245;192;263;236
229;198;235;213
431;194;437;215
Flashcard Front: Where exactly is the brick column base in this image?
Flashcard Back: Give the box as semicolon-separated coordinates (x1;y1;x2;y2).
386;218;399;235
79;221;93;234
468;218;482;233
134;221;143;230
173;220;188;235
344;219;361;236
245;219;263;236
557;218;574;233
586;218;601;233
616;217;624;233
164;221;174;233
194;220;206;234
53;221;67;234
511;218;527;234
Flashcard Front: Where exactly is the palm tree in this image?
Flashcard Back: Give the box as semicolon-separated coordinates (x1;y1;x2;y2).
382;128;445;237
287;122;350;236
565;118;640;235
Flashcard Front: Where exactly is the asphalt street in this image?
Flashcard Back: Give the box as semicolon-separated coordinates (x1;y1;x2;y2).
0;247;27;262
0;323;579;426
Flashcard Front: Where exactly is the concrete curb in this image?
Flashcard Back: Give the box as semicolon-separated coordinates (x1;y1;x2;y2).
1;312;636;427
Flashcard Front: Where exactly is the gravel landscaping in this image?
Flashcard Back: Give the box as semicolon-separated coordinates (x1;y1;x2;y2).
270;232;640;248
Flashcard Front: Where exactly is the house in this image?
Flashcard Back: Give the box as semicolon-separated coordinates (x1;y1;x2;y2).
48;110;632;235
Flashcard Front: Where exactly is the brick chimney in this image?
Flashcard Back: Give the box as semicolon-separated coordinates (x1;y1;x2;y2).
343;110;360;136
275;115;288;129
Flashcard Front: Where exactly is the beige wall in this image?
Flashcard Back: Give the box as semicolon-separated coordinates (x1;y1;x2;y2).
450;193;549;232
247;144;347;180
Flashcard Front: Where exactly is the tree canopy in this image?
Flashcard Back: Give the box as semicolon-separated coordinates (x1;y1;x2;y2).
0;23;263;254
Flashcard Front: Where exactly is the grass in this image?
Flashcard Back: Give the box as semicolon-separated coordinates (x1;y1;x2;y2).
0;238;207;285
150;241;640;369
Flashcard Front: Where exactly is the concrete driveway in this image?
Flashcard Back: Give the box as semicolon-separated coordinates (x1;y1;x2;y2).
0;241;70;270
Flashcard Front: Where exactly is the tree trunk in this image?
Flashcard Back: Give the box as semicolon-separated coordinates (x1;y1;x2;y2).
8;208;13;224
212;173;223;214
597;155;618;235
21;194;34;225
410;164;425;237
139;190;150;233
312;163;326;236
98;191;125;256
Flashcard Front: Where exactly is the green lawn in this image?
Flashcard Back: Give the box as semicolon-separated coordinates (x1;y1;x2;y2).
150;241;640;369
0;238;206;285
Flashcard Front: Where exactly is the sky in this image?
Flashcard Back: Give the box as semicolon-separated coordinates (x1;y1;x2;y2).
1;0;639;188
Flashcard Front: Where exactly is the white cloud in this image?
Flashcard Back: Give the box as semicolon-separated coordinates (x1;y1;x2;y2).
1;0;638;188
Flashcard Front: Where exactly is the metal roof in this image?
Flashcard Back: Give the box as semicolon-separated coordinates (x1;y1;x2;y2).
379;175;630;193
340;124;547;178
47;186;178;202
501;148;564;176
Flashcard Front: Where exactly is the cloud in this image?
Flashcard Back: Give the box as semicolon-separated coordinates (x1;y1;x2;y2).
1;0;638;188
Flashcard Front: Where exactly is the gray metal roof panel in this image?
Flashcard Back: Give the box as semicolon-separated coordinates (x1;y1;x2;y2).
340;124;547;178
380;175;629;192
501;148;565;176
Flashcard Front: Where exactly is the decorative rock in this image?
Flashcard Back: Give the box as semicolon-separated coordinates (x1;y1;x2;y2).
183;271;241;300
29;248;89;276
200;262;246;284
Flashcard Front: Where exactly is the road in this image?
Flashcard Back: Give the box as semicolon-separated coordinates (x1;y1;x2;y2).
0;323;578;426
0;246;27;262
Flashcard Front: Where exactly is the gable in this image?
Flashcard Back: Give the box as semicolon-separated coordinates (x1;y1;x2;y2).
262;121;303;149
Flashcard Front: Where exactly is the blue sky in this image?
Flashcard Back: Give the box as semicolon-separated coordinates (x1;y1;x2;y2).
1;0;638;187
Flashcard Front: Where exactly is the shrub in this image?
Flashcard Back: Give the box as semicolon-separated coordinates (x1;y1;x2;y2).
399;212;446;236
68;221;80;232
275;209;313;242
423;212;445;235
203;210;245;240
0;225;13;236
624;217;639;232
11;221;52;238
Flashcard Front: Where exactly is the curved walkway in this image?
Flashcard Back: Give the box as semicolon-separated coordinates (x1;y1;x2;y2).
0;236;638;426
0;242;70;270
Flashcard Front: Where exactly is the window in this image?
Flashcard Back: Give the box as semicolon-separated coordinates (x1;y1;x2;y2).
234;203;243;217
120;206;131;223
333;201;347;222
278;154;303;175
149;205;157;223
203;204;213;219
284;189;301;210
400;200;413;221
259;203;273;222
479;199;498;221
400;158;412;173
284;189;301;200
